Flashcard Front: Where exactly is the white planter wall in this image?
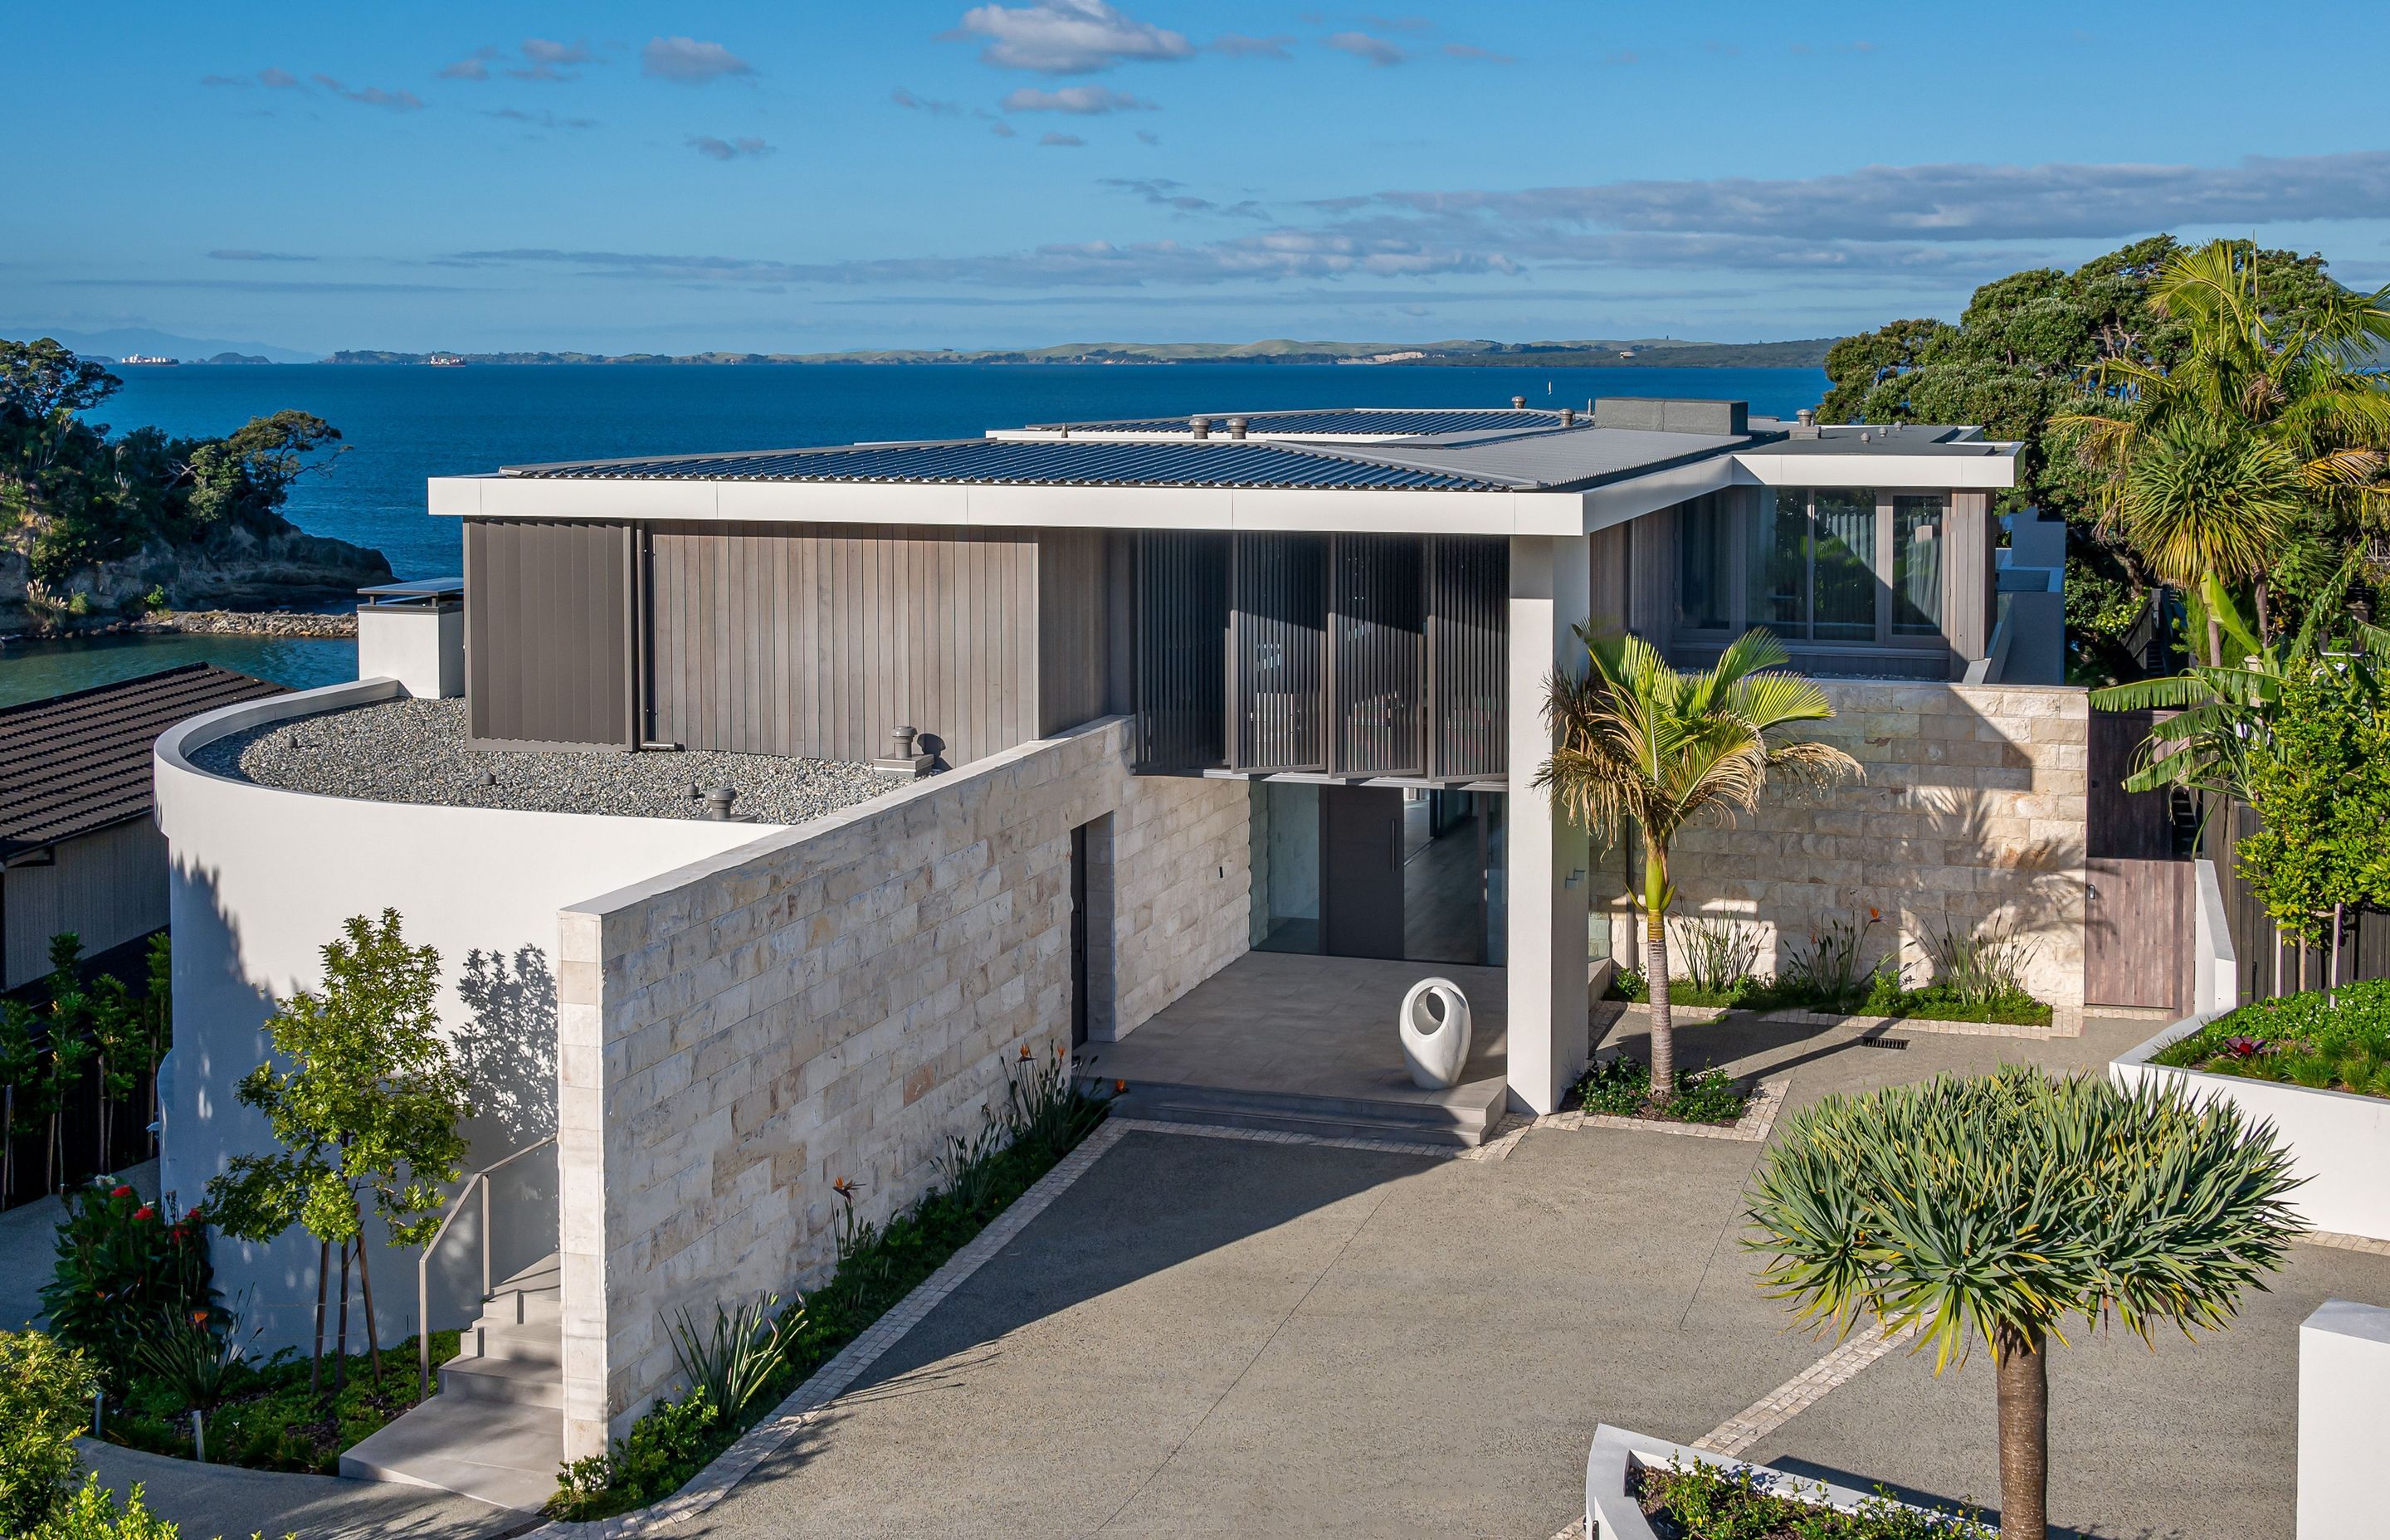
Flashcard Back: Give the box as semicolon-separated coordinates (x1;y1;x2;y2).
1584;1425;1953;1539
2113;1016;2390;1242
2300;1299;2390;1539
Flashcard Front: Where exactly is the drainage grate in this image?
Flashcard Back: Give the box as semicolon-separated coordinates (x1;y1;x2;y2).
1855;1036;1910;1050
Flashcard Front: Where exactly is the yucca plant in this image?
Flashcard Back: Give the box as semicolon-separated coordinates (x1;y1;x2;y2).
666;1294;790;1429
1744;1066;2301;1540
131;1303;259;1463
1666;914;1763;997
1538;629;1857;1100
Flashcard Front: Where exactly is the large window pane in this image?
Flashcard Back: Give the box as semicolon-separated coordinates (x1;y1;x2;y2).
1812;489;1876;641
1893;495;1944;636
1746;490;1808;637
1675;493;1733;632
1251;782;1322;954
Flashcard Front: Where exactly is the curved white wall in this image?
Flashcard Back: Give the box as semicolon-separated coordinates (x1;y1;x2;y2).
155;678;786;1348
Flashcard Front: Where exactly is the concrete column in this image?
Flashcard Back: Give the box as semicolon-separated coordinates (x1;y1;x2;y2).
2299;1298;2390;1538
1505;534;1593;1114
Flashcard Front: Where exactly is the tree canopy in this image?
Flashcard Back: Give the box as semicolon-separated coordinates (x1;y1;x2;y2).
1821;236;2381;680
0;336;351;601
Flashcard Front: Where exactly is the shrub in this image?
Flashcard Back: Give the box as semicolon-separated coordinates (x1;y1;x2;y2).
2153;980;2390;1096
28;1476;180;1540
0;1330;98;1533
1573;1055;1749;1125
41;1182;215;1377
1778;910;1882;1008
1921;917;2040;1010
1635;1455;1995;1539
1668;916;1764;997
666;1296;788;1429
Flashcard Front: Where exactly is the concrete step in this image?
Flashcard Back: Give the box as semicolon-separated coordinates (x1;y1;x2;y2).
440;1349;565;1409
341;1393;561;1513
1114;1074;1508;1148
464;1322;561;1366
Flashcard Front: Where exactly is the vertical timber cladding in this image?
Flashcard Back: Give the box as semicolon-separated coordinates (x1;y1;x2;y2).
465;519;635;748
1035;529;1122;736
1331;534;1427;776
1232;534;1327;772
1133;532;1229;771
644;523;1040;763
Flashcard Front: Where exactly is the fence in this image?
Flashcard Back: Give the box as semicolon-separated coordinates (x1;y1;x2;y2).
2200;797;2390;1006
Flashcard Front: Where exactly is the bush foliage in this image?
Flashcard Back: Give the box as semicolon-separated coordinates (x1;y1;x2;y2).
1635;1456;1996;1539
40;1180;216;1382
0;1330;98;1534
2153;981;2390;1098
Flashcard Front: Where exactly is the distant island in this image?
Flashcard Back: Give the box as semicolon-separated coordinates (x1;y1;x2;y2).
318;337;1836;369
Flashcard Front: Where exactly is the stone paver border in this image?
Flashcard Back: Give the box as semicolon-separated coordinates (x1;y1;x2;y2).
1690;1318;1921;1457
2301;1229;2390;1258
1758;1008;2081;1040
1541;1075;1789;1144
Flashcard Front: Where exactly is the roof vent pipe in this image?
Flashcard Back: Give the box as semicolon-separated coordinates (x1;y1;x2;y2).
1189;415;1211;440
1558;407;1575;426
1796;408;1815;426
1225;417;1248;440
1510;395;1526;409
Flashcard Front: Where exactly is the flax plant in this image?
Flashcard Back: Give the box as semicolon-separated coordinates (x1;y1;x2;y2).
1744;1066;2300;1540
1535;628;1856;1099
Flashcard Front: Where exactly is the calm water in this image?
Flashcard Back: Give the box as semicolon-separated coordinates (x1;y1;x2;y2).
11;362;1827;698
0;631;358;708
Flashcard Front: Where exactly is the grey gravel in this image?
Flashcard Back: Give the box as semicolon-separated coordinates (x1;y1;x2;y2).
192;697;898;824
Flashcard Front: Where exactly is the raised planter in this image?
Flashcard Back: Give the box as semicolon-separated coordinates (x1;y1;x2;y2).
2112;1013;2390;1243
1583;1425;1962;1539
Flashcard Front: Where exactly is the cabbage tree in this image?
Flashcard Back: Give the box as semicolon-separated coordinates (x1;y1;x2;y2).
1744;1066;2300;1540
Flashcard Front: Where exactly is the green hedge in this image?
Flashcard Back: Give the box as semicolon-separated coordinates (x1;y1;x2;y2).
2153;981;2390;1098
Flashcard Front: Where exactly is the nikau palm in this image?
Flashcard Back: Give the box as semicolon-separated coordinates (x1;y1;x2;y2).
1535;628;1856;1099
2061;238;2390;663
1745;1067;2300;1540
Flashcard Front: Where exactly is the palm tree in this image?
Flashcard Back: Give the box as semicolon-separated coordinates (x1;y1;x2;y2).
2060;238;2390;665
1535;628;1857;1100
1746;1066;2300;1540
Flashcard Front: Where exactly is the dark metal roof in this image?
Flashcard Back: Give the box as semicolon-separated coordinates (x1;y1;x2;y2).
502;437;1521;491
1;664;286;857
1020;407;1570;436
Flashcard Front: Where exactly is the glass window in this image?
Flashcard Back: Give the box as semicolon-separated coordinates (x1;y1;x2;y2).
1674;493;1734;632
1251;782;1322;954
1810;490;1877;641
1893;495;1944;636
1746;490;1808;637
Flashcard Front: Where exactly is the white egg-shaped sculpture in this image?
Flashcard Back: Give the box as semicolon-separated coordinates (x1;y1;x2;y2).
1397;977;1473;1090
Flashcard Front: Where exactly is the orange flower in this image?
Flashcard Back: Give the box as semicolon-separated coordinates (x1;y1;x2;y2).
1114;1079;1127;1094
1868;907;1881;922
832;1177;852;1195
1019;1044;1033;1060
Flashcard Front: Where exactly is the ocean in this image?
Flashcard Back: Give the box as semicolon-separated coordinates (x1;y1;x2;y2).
7;361;1829;703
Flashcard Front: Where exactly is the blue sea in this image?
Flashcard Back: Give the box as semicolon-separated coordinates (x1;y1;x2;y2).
6;362;1827;703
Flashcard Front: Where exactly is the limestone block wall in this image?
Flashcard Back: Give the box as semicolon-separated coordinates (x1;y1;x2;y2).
554;717;1247;1455
1607;681;2088;1009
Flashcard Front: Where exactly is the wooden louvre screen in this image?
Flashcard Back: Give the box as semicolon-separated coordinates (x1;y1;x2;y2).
1134;531;1229;771
1427;536;1507;779
1330;534;1426;776
1231;533;1327;772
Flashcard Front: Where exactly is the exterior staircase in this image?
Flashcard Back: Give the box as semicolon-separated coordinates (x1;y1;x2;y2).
1112;1073;1510;1148
340;1255;564;1512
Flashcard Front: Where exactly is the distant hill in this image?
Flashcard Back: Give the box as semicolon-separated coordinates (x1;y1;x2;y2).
320;336;1838;369
6;326;320;364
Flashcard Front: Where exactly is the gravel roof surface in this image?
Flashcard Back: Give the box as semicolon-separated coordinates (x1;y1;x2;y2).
190;698;896;824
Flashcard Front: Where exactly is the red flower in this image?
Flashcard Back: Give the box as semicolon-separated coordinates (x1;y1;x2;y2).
132;1206;156;1221
110;1186;134;1198
184;1208;202;1223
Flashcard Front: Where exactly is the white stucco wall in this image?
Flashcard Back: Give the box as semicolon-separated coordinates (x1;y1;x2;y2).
2300;1299;2390;1539
154;679;783;1349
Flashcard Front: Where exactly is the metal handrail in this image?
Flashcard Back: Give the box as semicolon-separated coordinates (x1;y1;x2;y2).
417;1135;558;1397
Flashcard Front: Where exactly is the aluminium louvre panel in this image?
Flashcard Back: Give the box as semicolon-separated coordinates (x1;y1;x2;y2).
1016;407;1572;436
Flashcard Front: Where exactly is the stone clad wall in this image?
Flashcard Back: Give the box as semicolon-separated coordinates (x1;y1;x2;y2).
1616;681;2089;1010
553;718;1248;1455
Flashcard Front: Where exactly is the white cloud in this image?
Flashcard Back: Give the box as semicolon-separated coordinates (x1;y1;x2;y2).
208;249;316;262
954;1;1193;74
892;87;966;116
1212;33;1294;58
642;37;755;84
1002;85;1154;114
1441;43;1514;64
257;68;302;89
1040;132;1086;148
689;135;773;160
438;48;498;81
1324;32;1406;66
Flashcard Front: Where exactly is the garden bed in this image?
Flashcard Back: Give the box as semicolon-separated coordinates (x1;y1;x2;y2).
2114;987;2390;1242
1605;969;2053;1030
1586;1425;1995;1540
1570;1054;1750;1126
105;1333;461;1472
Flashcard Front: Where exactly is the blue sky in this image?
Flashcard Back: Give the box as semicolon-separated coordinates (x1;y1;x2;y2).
7;1;2388;356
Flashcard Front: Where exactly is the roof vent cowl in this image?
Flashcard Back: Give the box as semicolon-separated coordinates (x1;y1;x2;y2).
1224;417;1248;440
1510;395;1526;409
1189;415;1211;440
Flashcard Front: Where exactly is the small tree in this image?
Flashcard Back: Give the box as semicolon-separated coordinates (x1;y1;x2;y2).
0;1329;98;1534
29;938;94;1196
141;934;172;1160
1537;628;1857;1099
1745;1066;2300;1540
206;910;472;1392
2239;652;2390;985
0;1002;39;1203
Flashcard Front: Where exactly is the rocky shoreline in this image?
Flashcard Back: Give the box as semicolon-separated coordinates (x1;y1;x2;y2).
1;608;357;646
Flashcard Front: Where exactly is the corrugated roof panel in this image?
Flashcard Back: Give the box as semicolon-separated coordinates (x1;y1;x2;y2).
2;664;287;855
504;438;1521;491
1022;407;1568;436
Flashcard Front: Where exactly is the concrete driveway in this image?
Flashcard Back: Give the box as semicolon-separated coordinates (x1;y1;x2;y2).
692;1011;2384;1539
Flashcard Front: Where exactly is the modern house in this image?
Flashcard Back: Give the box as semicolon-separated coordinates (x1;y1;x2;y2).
155;397;2091;1503
2;665;284;990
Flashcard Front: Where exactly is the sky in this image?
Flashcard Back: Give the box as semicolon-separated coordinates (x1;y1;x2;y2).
7;1;2390;358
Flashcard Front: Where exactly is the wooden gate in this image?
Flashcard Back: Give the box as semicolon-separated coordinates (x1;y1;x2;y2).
2085;710;2191;1011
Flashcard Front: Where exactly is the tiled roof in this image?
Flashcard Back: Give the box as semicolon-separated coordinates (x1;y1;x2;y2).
1;664;285;856
502;438;1525;491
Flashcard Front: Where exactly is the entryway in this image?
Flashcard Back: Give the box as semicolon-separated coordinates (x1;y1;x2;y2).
1253;784;1505;967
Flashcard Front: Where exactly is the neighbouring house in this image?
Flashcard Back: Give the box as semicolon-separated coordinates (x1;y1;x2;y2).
154;397;2099;1500
2;664;285;990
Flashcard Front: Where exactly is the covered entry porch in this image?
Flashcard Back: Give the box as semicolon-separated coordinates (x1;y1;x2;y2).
1089;953;1510;1148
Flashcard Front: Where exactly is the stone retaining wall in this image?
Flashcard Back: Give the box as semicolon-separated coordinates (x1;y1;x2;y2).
1612;680;2088;1009
554;717;1248;1455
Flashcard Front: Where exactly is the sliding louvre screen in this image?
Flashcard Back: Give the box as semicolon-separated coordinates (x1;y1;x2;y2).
1231;534;1326;772
1427;536;1507;778
1134;531;1228;770
1329;534;1425;776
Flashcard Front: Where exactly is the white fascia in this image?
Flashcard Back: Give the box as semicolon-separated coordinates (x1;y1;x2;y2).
428;473;1589;536
1729;442;2022;490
